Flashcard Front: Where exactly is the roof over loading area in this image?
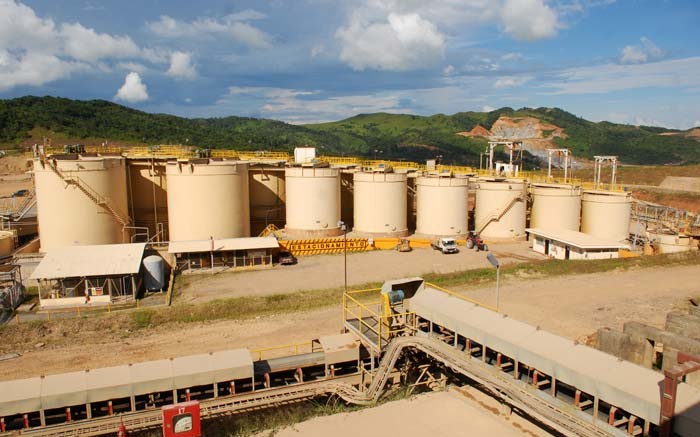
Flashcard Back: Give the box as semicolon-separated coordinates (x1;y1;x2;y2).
31;243;147;280
526;228;629;250
168;237;279;254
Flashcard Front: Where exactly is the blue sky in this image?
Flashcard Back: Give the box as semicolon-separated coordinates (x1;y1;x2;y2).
1;0;699;128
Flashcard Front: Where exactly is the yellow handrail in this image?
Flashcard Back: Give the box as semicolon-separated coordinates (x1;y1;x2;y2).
425;282;498;312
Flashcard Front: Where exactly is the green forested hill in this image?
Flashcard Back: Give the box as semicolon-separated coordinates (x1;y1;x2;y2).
0;96;697;165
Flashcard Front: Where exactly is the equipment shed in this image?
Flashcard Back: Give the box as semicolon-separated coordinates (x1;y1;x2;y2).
526;228;629;260
168;237;278;271
31;243;146;308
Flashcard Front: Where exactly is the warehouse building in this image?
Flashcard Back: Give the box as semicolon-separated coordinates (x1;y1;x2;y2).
31;243;146;308
526;228;629;260
168;237;278;271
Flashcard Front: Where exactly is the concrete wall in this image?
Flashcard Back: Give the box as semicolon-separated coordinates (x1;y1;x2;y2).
595;327;654;368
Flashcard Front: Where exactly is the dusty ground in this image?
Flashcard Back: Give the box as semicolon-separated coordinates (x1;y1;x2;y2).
260;389;551;437
1;263;696;381
179;242;543;302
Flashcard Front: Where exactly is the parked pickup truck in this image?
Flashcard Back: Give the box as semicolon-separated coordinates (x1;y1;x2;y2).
431;237;459;254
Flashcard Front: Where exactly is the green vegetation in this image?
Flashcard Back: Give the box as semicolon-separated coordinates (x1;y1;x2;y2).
1;96;698;165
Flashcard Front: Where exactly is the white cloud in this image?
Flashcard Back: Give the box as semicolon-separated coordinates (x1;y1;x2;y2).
620;37;664;64
0;1;166;91
166;51;197;80
310;44;325;58
60;22;141;62
500;0;559;41
543;57;700;95
443;64;455;76
115;72;149;102
0;50;88;91
336;12;445;71
116;62;147;73
501;52;524;62
482;105;496;112
494;75;531;88
147;13;273;49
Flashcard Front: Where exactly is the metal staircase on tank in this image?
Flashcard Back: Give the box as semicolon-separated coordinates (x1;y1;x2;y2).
474;192;524;235
0;188;36;222
44;159;131;227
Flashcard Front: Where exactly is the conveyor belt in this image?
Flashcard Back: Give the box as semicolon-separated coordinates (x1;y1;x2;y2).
2;374;362;437
326;336;615;437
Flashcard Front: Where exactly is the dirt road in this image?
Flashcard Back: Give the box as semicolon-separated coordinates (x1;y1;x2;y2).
1;264;696;381
263;390;546;437
179;242;543;302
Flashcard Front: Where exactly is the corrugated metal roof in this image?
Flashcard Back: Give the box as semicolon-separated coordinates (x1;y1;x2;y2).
168;237;279;254
526;228;630;249
30;243;147;280
407;286;700;427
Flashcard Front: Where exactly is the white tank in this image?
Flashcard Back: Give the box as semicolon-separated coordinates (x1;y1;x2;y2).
353;172;408;237
285;167;341;237
0;231;14;257
648;232;699;254
581;191;632;242
529;183;582;231
415;175;469;237
166;159;250;241
127;160;168;240
249;165;285;235
142;255;165;291
34;156;129;252
475;179;527;240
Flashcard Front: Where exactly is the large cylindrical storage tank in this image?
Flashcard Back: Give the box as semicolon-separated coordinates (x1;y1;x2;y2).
474;179;527;240
285;167;341;238
0;231;14;257
581;191;632;242
34;156;129;252
249;165;285;235
166;159;250;241
353;172;408;237
415;175;469;237
529;184;582;231
648;232;699;254
127;160;168;240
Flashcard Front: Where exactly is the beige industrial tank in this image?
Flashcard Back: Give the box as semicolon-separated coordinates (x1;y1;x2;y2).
249;165;285;235
648;231;699;254
166;159;250;242
415;175;469;237
285;167;341;237
34;156;129;252
581;190;632;242
353;171;408;237
127;159;168;240
474;179;527;240
529;183;582;231
0;231;14;257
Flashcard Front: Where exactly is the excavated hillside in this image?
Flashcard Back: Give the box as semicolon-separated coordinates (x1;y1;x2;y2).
457;116;570;161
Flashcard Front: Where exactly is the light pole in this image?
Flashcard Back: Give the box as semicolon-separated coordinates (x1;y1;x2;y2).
486;253;501;311
338;220;348;291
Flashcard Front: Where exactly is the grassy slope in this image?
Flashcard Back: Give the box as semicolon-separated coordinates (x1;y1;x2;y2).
2;251;698;353
1;96;698;165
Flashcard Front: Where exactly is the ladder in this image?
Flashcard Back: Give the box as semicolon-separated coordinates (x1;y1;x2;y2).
474;193;524;234
45;159;131;227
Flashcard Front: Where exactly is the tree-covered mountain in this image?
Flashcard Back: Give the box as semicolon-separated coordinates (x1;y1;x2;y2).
0;96;697;166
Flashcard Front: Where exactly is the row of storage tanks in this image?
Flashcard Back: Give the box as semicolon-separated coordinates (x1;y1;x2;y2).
32;156;634;252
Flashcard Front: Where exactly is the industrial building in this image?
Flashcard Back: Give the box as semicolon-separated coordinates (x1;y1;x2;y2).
1;145;691;271
30;243;147;307
526;228;629;260
168;237;279;271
